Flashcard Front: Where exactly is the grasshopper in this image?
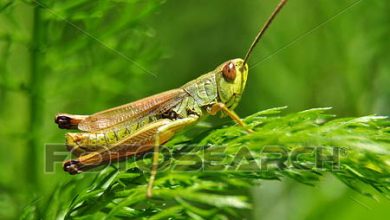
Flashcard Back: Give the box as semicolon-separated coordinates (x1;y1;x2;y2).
55;0;288;197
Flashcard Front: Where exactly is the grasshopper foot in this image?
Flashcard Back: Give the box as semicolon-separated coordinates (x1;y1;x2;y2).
63;159;82;175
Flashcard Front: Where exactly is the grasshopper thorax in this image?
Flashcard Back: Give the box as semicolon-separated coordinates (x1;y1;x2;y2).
216;58;248;110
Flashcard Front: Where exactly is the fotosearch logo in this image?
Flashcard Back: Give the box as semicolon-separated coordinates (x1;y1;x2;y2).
44;144;346;174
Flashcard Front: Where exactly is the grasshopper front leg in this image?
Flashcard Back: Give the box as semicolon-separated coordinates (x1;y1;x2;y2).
207;103;253;133
147;114;199;198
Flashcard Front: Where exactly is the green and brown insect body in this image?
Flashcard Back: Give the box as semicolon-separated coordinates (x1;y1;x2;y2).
64;58;248;155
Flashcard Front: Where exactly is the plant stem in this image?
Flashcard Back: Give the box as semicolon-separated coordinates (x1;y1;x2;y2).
27;1;44;188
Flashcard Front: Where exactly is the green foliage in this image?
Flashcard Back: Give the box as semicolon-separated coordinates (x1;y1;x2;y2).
0;0;164;219
1;0;390;219
22;107;390;219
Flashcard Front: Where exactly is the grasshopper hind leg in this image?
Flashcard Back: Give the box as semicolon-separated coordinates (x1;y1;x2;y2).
62;119;173;175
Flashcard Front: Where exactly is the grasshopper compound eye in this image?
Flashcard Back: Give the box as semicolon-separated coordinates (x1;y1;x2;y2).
222;62;236;81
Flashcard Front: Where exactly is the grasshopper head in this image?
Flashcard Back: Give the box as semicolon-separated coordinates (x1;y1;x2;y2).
216;58;248;110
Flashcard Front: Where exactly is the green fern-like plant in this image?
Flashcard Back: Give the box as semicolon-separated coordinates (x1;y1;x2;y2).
23;107;390;219
2;1;389;219
0;0;164;218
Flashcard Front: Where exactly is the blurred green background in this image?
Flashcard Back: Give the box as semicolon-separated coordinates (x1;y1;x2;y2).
0;0;389;219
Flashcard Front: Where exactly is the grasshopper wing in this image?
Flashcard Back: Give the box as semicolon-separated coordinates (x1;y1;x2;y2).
78;89;187;132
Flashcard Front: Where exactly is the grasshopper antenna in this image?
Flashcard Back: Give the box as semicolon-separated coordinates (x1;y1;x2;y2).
243;0;288;65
